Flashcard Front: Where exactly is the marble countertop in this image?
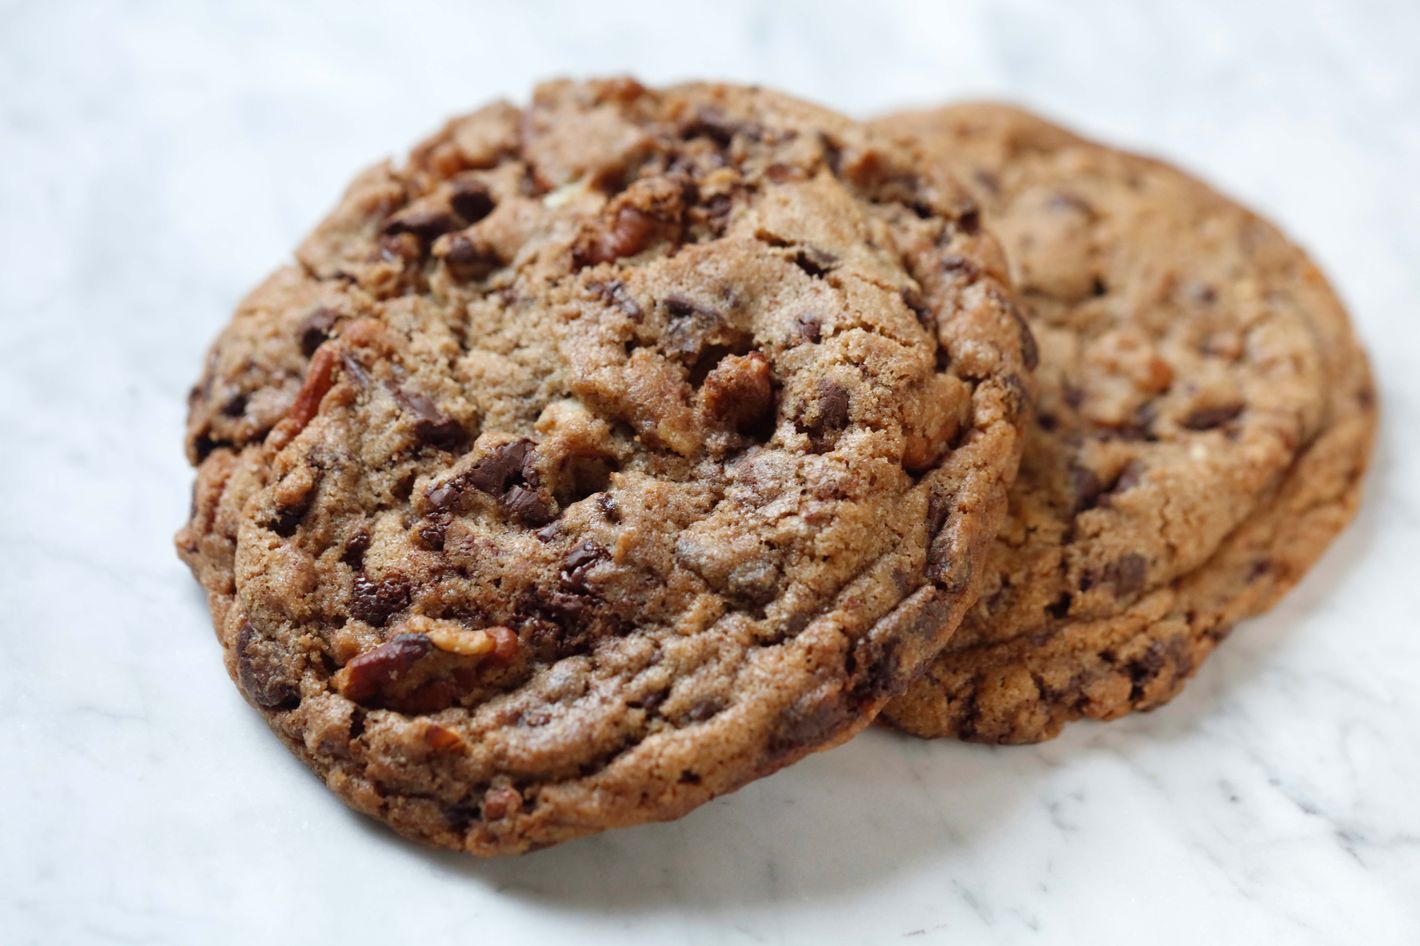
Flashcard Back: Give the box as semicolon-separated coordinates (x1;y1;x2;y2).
4;1;1419;943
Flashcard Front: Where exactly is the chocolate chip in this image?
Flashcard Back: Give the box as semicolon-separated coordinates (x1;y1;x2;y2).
442;801;482;832
628;689;667;712
503;485;554;526
795;314;822;344
350;573;411;627
1102;553;1148;597
900;287;934;331
298;306;342;357
941;254;981;279
1045;593;1072;620
383;208;458;242
796;380;851;442
818;132;844;175
596;493;620;522
460;439;556;525
333;633;432;704
1090;276;1109;297
1069;466;1104;514
973;168;1001;195
440;232;500;282
681;106;761;146
724;559;781;610
816;382;850;427
415;513;449;551
268;497;310;538
1247;558;1272;582
766;692;851;758
685;698;724;722
342;529;370;566
235;621;300;710
594;279;643;319
791;246;836;278
1010;302;1039;370
848;634;906;703
663;294;726;359
956;207;981;235
1180;403;1244;430
220;392;248;418
389;385;467;450
425;481;463;511
1098;460;1147;508
449;176;495;223
560;540;609;594
1126;642;1166;701
466;440;535;496
702;192;733;229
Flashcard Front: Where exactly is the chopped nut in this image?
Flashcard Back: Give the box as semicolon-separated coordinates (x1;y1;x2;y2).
332;633;432;703
422;722;465;752
285;345;341;432
480;785;522;821
426;625;496;657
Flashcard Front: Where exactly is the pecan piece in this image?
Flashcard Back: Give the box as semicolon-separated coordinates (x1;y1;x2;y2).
700;351;773;431
286;345;341;432
332;633;432;704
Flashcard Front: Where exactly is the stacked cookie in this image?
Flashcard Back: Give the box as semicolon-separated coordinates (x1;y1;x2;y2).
176;79;1374;856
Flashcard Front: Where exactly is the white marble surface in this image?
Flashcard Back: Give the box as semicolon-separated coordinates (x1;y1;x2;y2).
3;1;1419;943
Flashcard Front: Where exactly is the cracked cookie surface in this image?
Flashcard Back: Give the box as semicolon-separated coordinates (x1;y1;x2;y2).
874;104;1376;743
175;79;1030;854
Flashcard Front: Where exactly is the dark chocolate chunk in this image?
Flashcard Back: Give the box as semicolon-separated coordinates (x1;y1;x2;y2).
383;208;459;242
685;698;724;722
466;440;535;496
389;385;467;450
1069;466;1104;514
440;232;500;282
900;287;934;331
560;541;609;594
350;573;412;627
342;529;370;566
796;380;851;442
1102;554;1148;597
235;621;300;710
1180;403;1244;430
502;485;554;526
298;306;342;357
791;245;836;278
795;314;822;344
449;176;495;223
594;279;643;319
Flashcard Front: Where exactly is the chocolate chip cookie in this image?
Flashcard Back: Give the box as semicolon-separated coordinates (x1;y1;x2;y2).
874;104;1376;743
175;79;1032;853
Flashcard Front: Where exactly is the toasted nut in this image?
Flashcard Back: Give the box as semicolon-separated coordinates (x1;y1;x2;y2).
422;722;465;752
426;625;495;657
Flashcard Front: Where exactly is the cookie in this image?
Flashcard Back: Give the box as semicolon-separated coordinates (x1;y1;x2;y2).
175;79;1032;854
873;104;1376;743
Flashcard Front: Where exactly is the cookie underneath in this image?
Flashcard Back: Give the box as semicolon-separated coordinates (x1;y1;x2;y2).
874;103;1376;743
